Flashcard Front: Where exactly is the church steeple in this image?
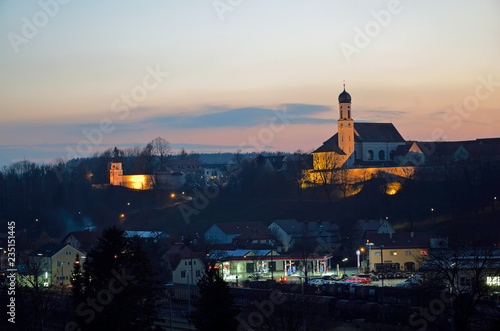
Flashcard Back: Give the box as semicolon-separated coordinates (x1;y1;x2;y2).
338;85;355;165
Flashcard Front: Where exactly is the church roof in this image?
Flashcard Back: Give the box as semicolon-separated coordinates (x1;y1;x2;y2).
312;133;346;154
353;123;405;142
313;123;405;154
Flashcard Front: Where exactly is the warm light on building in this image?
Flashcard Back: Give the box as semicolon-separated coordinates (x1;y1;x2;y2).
386;182;402;195
128;175;148;190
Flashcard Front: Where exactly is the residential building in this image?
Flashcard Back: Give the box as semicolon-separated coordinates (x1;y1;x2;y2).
268;219;340;252
365;232;432;273
204;221;269;244
30;243;85;287
61;229;99;253
161;244;205;284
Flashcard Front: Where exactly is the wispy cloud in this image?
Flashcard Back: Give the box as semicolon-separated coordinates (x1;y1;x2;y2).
356;110;407;121
140;104;334;129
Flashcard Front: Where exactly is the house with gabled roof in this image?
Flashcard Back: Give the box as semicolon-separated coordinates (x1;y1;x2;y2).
61;229;99;254
204;221;269;244
28;243;85;287
161;244;205;284
365;232;432;272
268;219;340;252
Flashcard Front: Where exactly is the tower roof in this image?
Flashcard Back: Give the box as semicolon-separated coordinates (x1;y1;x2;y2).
338;87;351;103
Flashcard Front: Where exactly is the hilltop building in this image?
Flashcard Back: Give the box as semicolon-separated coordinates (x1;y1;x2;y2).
312;86;406;170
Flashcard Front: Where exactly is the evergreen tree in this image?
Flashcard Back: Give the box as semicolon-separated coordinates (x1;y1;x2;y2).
191;263;239;331
71;226;161;330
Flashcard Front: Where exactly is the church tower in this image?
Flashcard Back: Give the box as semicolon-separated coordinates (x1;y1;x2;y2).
337;85;355;165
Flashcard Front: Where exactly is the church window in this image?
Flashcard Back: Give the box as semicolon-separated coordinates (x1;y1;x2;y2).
379;150;385;161
367;150;374;160
389;150;395;161
348;136;350;141
348;110;351;118
341;135;343;141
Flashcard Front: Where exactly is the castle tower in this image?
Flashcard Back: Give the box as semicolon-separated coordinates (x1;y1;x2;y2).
338;85;355;165
109;156;123;186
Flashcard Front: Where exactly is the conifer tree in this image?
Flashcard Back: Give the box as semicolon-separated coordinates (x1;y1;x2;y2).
191;262;239;331
71;226;161;330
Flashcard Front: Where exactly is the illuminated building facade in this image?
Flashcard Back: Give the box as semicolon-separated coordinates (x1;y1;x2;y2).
313;86;406;170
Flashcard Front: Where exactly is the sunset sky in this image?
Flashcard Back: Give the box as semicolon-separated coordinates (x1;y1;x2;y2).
1;0;499;166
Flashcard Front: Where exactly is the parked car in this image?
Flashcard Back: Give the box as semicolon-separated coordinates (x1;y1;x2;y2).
395;272;403;278
386;273;394;279
405;272;413;278
309;278;323;286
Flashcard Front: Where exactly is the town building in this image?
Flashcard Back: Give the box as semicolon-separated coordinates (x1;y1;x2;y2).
312;86;406;170
29;243;85;287
268;219;341;253
161;244;205;284
204;221;269;244
365;232;432;273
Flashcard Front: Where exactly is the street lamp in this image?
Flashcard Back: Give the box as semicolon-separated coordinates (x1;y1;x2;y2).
342;258;348;277
366;242;374;273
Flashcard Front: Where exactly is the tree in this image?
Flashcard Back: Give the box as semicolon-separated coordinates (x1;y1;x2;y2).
312;152;345;202
191;262;240;331
420;240;500;331
71;226;162;330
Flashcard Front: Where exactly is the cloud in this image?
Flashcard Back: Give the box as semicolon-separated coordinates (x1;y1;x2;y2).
356;110;407;121
140;104;334;129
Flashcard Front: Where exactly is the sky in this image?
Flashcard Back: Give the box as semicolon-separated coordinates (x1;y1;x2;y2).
0;0;499;167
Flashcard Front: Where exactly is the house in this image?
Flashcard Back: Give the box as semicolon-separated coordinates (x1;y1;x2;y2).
352;218;395;246
268;219;341;252
61;229;99;253
231;231;283;252
204;221;269;244
30;243;85;287
365;232;432;273
161;244;205;284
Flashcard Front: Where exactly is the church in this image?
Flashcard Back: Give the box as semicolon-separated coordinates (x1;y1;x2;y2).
312;86;406;170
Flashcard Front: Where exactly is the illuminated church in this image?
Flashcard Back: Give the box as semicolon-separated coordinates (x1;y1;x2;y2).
312;86;406;170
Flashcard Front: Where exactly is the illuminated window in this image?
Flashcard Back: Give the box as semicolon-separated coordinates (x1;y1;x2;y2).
420;251;428;255
374;251;381;256
487;276;500;286
390;251;397;256
405;251;412;256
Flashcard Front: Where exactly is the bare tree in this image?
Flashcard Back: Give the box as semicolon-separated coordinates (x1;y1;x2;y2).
150;137;171;171
312;152;346;202
421;241;500;331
